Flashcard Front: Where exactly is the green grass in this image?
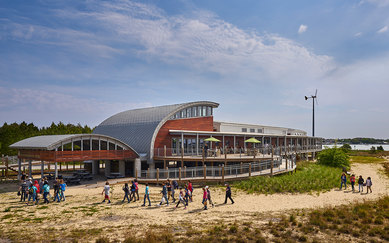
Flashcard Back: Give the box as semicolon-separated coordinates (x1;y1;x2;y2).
235;162;342;194
350;156;385;164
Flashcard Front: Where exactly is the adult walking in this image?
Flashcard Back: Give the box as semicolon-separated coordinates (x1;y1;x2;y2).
340;172;347;190
366;177;373;193
358;175;364;192
224;183;234;204
141;183;151;206
19;180;27;202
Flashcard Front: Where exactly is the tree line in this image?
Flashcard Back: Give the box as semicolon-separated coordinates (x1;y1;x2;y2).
0;122;93;156
324;137;389;145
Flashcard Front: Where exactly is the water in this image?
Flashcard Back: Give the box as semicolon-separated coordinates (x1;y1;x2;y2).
324;144;389;151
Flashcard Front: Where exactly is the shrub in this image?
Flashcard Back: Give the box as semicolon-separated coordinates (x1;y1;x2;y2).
341;143;352;152
317;147;350;168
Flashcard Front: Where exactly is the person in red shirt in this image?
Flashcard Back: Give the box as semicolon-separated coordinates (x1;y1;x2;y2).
187;180;193;202
33;180;40;193
350;174;356;192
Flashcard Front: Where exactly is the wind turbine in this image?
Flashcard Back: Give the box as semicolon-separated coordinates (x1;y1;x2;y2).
305;89;318;137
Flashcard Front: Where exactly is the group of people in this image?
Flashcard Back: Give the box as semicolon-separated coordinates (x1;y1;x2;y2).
340;172;373;193
101;179;235;210
18;177;67;205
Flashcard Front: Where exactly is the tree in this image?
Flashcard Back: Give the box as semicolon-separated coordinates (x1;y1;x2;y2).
370;146;376;154
341;143;352;152
317;147;350;168
377;146;384;151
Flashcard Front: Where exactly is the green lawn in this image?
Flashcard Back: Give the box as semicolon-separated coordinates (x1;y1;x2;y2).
235;162;342;194
350;156;385;164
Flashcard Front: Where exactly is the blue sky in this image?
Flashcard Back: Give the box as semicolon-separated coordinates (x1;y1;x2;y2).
0;0;388;138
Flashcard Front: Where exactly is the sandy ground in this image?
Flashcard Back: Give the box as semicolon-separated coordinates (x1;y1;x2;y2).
0;163;388;242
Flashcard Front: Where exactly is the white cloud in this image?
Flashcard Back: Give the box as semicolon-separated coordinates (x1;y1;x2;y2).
377;26;388;33
354;32;362;37
361;0;389;7
298;24;308;34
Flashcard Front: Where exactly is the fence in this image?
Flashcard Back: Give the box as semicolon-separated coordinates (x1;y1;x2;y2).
139;156;296;182
154;145;322;157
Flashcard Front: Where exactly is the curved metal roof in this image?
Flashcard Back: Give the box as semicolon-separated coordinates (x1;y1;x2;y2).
93;101;219;160
10;134;138;155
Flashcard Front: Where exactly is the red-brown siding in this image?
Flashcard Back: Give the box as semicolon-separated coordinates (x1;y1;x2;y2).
154;116;214;149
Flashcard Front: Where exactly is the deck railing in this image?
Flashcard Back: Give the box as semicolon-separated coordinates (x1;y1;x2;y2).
154;145;322;158
139;155;296;181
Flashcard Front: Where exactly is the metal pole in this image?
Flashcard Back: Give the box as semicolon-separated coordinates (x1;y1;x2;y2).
313;98;315;137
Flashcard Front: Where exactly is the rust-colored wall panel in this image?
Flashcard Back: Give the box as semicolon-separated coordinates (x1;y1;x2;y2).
154;117;214;149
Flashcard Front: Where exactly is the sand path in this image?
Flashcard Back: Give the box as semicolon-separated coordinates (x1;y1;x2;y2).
61;163;389;226
0;162;388;238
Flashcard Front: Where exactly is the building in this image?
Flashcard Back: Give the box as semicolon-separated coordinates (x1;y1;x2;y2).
11;101;322;180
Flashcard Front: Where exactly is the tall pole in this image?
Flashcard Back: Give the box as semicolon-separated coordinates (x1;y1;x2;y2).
312;98;315;137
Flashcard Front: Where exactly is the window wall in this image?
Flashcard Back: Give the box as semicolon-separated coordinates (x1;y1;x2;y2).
170;106;213;120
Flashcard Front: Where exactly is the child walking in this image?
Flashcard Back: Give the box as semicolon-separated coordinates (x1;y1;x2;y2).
42;181;50;204
59;179;67;201
102;181;111;203
350;174;356;192
142;183;151;206
206;186;214;207
366;177;373;193
159;182;169;206
340;172;347;190
53;179;60;202
175;187;187;209
122;183;131;203
358;175;364;192
202;187;208;210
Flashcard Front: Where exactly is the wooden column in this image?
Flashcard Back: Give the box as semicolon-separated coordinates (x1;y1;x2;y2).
5;157;8;179
240;162;243;174
203;165;206;180
249;163;252;177
181;147;184;168
73;162;76;170
147;168;150;179
156;168;159;185
222;165;225;184
179;167;181;182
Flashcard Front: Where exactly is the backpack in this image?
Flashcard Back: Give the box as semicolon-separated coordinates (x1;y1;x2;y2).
29;187;34;194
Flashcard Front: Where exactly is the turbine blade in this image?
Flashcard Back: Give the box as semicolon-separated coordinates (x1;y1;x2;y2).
315;89;317;97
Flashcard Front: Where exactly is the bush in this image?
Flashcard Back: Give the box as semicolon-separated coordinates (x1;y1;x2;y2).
317;147;349;168
370;146;376;154
377;146;384;151
340;143;352;152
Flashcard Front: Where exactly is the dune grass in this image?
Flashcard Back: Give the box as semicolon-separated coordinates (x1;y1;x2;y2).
234;162;341;194
350;156;385;164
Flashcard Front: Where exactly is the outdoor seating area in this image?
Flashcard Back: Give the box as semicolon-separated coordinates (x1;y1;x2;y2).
106;172;125;179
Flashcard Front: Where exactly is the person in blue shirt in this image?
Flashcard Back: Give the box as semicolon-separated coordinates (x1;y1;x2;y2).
141;183;151;206
42;181;50;204
159;182;169;206
59;179;67;201
340;172;347;190
27;184;38;206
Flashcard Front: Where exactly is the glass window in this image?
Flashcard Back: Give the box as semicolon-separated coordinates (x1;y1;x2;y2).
187;108;191;117
192;106;197;117
242;128;247;132
180;109;186;118
202;106;207;116
250;128;255;133
257;128;263;133
207;106;212;116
